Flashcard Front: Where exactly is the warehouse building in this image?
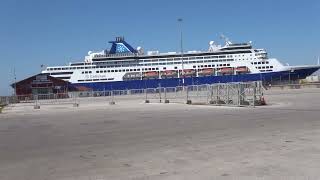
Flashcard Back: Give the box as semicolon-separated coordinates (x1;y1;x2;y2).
11;73;70;96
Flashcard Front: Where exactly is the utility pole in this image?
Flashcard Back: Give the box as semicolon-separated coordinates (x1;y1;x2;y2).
13;67;17;97
178;18;185;86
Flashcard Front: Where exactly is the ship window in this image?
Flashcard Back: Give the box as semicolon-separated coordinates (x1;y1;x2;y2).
270;66;273;68
104;70;107;73
227;64;230;66
111;70;114;72
204;65;208;67
193;66;196;68
107;70;110;72
208;65;211;67
258;62;261;64
96;71;99;73
148;68;151;70
134;69;136;71
89;71;92;73
151;68;155;70
156;68;159;70
212;64;215;67
115;70;118;72
163;67;166;70
266;61;269;64
174;67;177;69
100;71;103;73
82;72;84;74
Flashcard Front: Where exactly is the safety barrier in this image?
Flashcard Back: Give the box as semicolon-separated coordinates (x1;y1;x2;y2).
144;82;264;107
1;81;266;109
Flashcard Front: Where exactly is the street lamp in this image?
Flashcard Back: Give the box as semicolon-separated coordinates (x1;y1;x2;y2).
178;18;185;86
13;67;16;97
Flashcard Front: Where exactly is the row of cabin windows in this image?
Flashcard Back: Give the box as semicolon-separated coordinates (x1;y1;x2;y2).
251;61;269;65
95;68;161;73
260;70;273;72
234;54;252;57
47;58;237;71
257;66;273;69
141;55;233;62
78;78;114;82
92;63;231;74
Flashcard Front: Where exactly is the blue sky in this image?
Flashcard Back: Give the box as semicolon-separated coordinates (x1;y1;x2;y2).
0;0;319;95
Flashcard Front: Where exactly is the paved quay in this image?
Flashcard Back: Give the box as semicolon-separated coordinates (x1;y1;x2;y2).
1;88;320;180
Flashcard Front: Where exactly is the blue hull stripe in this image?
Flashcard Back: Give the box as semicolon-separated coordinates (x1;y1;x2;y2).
71;68;319;91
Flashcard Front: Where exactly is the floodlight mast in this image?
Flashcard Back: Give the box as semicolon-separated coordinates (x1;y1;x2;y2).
178;18;185;86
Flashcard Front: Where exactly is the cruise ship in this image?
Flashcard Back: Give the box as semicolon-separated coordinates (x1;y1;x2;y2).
41;36;320;90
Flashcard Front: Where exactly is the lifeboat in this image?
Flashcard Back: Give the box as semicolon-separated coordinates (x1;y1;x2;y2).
236;66;249;73
144;71;159;78
161;70;178;76
198;68;214;75
181;69;196;76
220;67;234;74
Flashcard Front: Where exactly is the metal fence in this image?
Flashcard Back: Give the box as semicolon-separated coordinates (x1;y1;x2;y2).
1;81;266;109
143;82;264;107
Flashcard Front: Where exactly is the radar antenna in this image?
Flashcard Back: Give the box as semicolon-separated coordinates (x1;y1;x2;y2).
220;34;232;46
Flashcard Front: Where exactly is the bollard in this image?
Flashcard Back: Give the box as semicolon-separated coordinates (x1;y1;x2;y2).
73;103;79;107
34;95;40;109
109;91;115;105
145;89;149;103
186;86;189;104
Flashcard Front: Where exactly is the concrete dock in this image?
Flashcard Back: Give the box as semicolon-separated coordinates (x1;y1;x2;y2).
1;88;320;179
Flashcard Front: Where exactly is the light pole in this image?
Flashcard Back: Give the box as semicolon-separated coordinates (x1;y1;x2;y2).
178;18;185;86
13;67;17;97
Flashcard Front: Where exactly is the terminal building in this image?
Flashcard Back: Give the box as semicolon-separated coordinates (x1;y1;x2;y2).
11;74;71;96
